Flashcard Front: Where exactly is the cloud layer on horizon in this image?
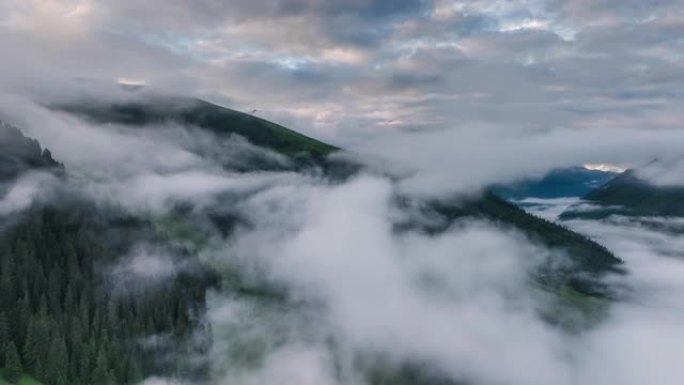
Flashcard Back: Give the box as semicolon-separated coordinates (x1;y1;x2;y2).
0;0;682;150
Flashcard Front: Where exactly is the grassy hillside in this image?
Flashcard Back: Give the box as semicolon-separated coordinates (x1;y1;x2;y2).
58;96;338;159
560;170;684;220
0;371;43;385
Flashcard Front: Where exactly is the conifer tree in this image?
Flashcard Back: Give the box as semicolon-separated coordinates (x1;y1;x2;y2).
5;341;23;383
46;337;68;383
32;318;50;379
0;312;8;367
21;318;38;373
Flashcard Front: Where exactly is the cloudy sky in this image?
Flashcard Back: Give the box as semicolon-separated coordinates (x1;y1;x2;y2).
1;0;682;146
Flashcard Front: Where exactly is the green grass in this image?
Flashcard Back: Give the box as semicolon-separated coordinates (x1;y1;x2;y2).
534;280;610;332
153;213;210;252
0;370;44;385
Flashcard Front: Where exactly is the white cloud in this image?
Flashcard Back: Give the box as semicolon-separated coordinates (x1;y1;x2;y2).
636;156;684;187
0;172;58;215
354;125;684;196
202;175;684;385
210;176;574;385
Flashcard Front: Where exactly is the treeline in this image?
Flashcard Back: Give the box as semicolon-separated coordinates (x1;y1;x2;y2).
428;192;621;273
0;206;217;384
394;191;622;300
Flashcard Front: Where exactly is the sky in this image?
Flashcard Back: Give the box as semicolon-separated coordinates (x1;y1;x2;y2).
1;0;683;148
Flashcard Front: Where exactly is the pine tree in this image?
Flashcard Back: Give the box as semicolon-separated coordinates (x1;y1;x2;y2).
5;341;23;383
33;360;44;383
91;346;111;385
0;204;215;384
45;337;68;383
78;340;94;383
0;312;8;367
0;265;15;311
105;369;117;385
14;298;30;344
32;318;50;379
127;358;143;385
21;318;38;373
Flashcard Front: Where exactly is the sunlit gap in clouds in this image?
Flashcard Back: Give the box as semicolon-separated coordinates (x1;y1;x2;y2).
584;163;627;173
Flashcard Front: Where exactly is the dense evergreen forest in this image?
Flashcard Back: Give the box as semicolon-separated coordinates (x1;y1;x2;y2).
0;205;218;385
560;169;684;220
0;123;217;385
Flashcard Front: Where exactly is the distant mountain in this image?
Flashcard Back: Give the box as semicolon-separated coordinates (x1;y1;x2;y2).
57;96;338;159
494;167;617;201
560;169;684;220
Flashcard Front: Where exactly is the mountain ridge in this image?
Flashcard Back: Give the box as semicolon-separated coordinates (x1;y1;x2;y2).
56;96;338;159
560;169;684;220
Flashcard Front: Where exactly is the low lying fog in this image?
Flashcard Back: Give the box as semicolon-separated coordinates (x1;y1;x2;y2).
1;97;683;385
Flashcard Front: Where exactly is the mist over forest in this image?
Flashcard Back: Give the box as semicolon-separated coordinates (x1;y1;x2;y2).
1;2;683;385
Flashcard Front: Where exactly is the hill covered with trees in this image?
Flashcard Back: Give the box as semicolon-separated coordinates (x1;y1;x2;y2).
0;122;218;385
58;96;338;160
0;101;625;384
560;169;684;220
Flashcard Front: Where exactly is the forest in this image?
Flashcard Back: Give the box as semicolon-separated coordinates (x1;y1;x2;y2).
0;204;218;385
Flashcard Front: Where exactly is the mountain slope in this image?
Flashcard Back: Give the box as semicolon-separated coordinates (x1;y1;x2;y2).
0;122;61;181
446;192;620;274
3;99;625;385
58;96;338;159
0;126;217;385
560;169;684;220
395;191;621;304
